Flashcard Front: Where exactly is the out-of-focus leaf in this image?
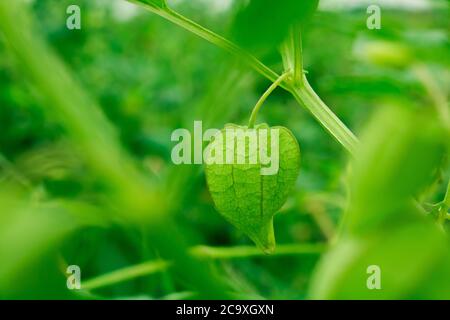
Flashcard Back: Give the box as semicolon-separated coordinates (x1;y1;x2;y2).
409;252;450;299
308;106;449;299
347;106;447;235
0;0;165;222
309;221;448;299
354;38;412;68
231;0;319;52
0;187;107;298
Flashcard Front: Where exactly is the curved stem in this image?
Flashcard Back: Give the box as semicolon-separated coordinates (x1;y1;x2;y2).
248;71;292;128
82;260;170;291
128;1;280;84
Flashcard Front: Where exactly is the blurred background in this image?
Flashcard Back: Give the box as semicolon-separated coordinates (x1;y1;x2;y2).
0;0;448;299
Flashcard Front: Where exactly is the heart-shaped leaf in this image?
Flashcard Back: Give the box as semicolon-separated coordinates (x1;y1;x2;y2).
205;123;300;253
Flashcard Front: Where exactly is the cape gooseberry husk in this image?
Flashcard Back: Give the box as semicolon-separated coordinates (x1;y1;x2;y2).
204;123;301;253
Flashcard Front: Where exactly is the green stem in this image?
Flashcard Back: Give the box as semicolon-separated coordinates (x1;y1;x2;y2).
82;260;170;291
190;243;328;259
282;25;303;86
0;1;165;221
444;180;450;208
248;71;292;128
289;78;359;155
127;0;359;155
128;1;279;83
79;243;327;291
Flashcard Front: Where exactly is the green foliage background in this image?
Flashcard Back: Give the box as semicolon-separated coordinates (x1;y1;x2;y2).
0;0;448;299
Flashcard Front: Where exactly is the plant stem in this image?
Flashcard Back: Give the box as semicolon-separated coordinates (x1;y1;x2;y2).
128;1;279;83
444;180;450;208
288;77;359;155
282;25;303;86
82;260;170;291
79;243;327;290
190;243;328;259
292;25;304;87
248;71;292;128
127;0;359;155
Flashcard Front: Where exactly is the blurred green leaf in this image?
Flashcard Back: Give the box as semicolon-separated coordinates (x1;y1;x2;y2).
347;106;447;235
309;221;448;299
231;0;319;52
0;0;165;222
308;105;449;299
0;187;107;298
